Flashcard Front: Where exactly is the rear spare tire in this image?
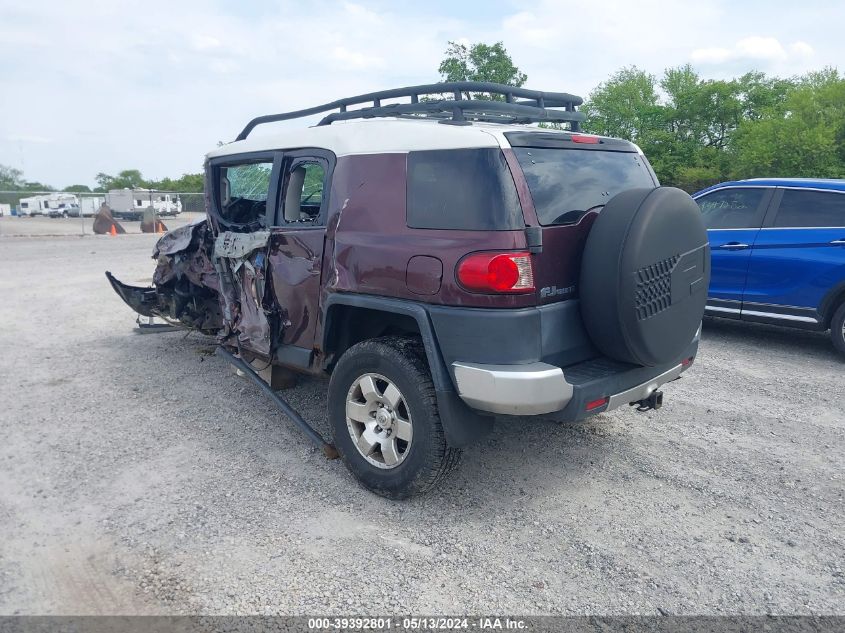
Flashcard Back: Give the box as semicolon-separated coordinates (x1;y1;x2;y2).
579;187;710;367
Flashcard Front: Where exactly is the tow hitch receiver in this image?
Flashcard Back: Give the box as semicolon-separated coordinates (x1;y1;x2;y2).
632;390;663;412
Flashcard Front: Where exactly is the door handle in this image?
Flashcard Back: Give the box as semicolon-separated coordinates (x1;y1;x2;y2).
718;242;750;250
831;239;845;245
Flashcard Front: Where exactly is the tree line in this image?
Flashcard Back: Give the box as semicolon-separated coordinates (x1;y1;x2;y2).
439;42;844;192
0;165;204;195
583;65;845;191
3;41;843;197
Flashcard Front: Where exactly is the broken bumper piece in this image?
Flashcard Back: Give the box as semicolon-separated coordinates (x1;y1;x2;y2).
105;271;159;318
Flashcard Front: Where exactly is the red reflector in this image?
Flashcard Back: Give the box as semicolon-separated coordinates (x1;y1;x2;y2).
682;357;693;367
570;134;600;144
586;397;608;411
457;251;534;294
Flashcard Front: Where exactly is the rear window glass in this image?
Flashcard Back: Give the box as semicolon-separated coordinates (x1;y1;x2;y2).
407;149;523;230
774;189;845;228
513;148;655;226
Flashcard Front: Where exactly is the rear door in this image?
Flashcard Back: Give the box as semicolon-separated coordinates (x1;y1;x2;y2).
742;187;845;322
694;186;772;315
266;149;333;369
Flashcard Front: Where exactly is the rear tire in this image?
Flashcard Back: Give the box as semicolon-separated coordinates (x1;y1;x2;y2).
830;302;845;357
328;336;461;499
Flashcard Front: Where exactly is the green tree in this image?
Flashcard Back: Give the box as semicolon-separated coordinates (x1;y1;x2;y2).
582;67;663;142
438;41;527;99
0;164;24;190
147;173;204;193
730;68;845;178
0;165;53;191
63;184;92;193
95;169;146;191
735;71;795;120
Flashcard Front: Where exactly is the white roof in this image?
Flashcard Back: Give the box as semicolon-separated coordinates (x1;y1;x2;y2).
206;118;571;159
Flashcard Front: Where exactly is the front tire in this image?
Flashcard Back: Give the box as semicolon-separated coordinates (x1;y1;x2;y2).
328;336;461;499
830;302;845;357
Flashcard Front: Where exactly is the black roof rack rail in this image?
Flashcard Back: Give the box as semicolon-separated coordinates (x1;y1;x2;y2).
236;81;584;141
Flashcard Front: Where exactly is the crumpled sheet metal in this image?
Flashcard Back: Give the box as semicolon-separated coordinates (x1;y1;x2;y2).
153;215;208;258
213;230;271;260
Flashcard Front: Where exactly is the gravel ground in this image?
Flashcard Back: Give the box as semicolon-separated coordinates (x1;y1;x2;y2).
0;234;842;616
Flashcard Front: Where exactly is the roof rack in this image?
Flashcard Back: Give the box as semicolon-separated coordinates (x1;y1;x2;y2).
236;82;584;141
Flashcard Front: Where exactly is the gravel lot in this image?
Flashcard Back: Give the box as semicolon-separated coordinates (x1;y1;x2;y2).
0;232;842;616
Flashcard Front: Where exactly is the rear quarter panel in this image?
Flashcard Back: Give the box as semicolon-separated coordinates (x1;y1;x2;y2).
325;153;535;309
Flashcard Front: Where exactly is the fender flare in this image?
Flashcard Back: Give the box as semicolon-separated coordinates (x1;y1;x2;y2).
322;294;493;448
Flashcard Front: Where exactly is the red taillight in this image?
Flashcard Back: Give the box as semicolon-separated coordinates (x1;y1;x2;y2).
570;134;600;144
585;397;609;412
457;251;534;294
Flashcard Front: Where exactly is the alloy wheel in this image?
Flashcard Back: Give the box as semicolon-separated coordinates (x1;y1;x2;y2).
345;373;413;469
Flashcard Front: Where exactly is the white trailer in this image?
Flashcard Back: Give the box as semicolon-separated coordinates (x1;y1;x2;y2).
18;193;79;217
106;189;182;220
70;197;104;217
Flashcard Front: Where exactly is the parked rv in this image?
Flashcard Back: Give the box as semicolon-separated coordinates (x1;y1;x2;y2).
18;193;79;217
106;189;182;221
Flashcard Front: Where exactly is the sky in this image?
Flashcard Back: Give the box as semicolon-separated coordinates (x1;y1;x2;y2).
1;0;843;189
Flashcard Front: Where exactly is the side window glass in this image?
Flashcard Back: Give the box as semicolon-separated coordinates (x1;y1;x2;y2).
695;188;765;229
774;189;845;228
282;161;325;225
219;161;273;226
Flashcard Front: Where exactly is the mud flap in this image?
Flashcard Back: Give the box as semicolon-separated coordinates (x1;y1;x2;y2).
105;271;159;318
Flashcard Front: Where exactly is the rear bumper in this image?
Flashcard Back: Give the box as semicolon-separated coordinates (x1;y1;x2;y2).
451;335;699;420
452;361;573;415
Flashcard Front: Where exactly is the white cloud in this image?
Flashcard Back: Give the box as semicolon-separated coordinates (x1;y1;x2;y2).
6;134;52;144
209;59;239;74
736;36;788;60
690;47;734;64
332;46;385;70
692;36;814;64
502;12;556;44
790;40;815;57
190;34;222;51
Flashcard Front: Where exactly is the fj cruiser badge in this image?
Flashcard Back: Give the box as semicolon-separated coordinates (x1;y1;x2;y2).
540;285;576;298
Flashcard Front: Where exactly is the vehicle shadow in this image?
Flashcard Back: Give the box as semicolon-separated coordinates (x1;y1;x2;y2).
95;330;622;506
701;316;840;361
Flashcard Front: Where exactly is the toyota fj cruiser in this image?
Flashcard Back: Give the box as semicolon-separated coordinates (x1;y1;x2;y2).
107;82;710;498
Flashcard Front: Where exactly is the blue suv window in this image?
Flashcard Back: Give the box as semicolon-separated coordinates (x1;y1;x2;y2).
696;188;765;229
774;189;845;228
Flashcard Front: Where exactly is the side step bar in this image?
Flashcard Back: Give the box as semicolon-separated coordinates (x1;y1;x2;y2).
216;346;339;460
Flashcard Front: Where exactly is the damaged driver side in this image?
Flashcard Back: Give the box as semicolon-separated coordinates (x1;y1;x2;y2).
107;156;282;357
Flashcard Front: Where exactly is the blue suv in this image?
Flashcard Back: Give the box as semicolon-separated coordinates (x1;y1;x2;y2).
693;178;845;355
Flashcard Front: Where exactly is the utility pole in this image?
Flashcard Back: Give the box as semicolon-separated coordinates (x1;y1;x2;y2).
79;193;85;236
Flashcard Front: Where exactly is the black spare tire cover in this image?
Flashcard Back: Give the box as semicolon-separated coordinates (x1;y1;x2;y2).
579;187;710;367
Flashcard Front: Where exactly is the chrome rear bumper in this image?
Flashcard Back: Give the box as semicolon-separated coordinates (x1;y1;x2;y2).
452;359;686;416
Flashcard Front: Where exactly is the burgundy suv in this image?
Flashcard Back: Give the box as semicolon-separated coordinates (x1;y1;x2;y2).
108;83;709;498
